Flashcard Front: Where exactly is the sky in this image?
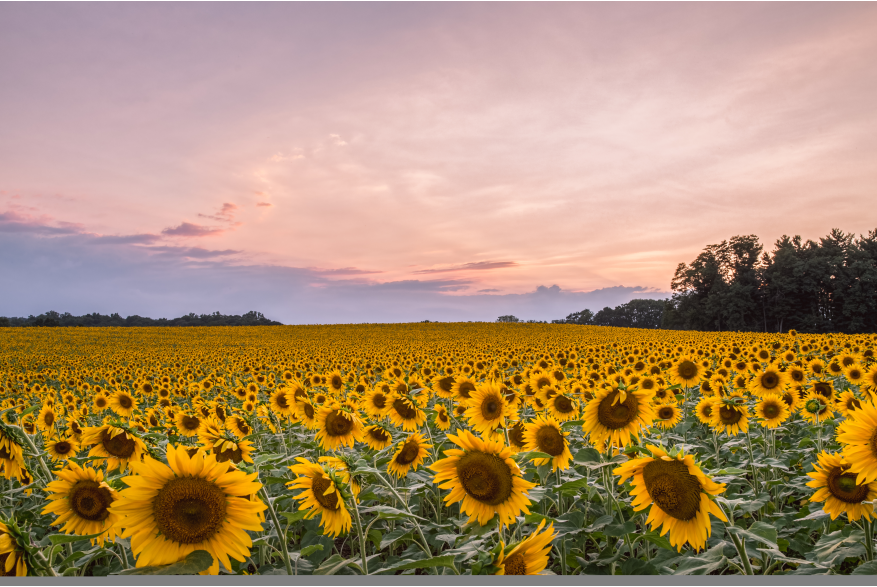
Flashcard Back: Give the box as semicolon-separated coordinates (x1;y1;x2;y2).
2;2;876;324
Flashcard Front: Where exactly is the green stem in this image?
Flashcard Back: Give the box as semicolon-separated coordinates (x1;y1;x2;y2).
373;470;432;557
351;497;369;574
259;487;294;575
12;424;54;482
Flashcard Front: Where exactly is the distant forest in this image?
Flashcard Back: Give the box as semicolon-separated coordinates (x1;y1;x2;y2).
0;310;282;327
523;227;877;334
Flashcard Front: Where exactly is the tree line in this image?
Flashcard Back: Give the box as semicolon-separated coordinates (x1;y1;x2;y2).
661;228;877;333
497;298;667;329
0;310;282;328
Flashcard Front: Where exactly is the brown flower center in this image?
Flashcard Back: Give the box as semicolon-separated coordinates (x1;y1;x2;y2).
100;430;136;458
642;459;702;521
827;466;870;504
503;553;527;574
325;410;354;436
395;439;421;465
535;425;565;456
311;474;340;509
597;391;638;430
456;451;513;505
69;479;113;522
154;476;227;544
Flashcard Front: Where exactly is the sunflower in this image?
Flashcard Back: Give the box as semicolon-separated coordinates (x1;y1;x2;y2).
326;370;345;394
464;380;512;433
808;358;826;377
225;414;253;438
781;387;802;412
493;519;556;575
614;445;727;552
41;461;119;545
319;455;362;500
268;387;295;418
754;394;789;428
507;420;528;454
36;404;57;432
0;430;25;482
694;396;717;425
109;390;137;418
0;521;27;576
431;429;535;527
708;399;749;436
523;415;573;472
654;402;682;430
316;404;364;450
175;412;203;437
361;386;390;419
385;394;426;432
800;393;835;425
862;365;877;393
432;375;456;399
837;391;864;419
210;437;255;465
668;356;703;387
294;400;318;429
362;424;393;450
46;436;80;462
546;392;579;422
80;425;148;472
748;367;787;396
110;445;266;574
837;402;877;484
93;394;110;412
388;432;432;478
807;451;877;521
451;377;478;403
287;458;351;538
582;385;655;449
434;404;452;431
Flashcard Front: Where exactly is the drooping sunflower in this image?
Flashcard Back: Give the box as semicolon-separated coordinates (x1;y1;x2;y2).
210;437;255;465
754;394;790;428
582;385;655;449
387;432;432;479
80;425;148;472
432;375;456;399
708;399;749;436
287;458;351;538
614;445;727;552
654;402;682;430
464;380;512;433
837;401;877;484
807;451;877;521
319;455;362;501
667;356;703;387
109;390;137;418
0;520;27;576
41;461;119;546
110;445;266;574
45;436;80;462
362;424;393;450
0;431;25;484
492;519;556;575
316;404;364;450
523;415;573;472
431;429;535;527
385;394;426;432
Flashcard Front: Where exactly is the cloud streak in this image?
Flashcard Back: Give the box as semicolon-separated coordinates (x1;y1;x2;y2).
414;261;519;274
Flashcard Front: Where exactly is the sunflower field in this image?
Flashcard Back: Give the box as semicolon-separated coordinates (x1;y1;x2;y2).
2;323;877;576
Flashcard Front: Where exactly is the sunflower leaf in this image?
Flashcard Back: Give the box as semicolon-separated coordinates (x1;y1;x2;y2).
46;532;106;545
114;550;213;575
369;554;458;575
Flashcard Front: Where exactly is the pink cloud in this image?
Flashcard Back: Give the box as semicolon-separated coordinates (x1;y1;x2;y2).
414;261;518;274
256;202;272;207
198;202;238;222
161;222;226;238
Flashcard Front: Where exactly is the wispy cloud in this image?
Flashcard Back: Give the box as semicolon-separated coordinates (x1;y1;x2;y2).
161;222;226;238
88;233;162;245
414;261;518;274
197;202;238;222
310;267;384;276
